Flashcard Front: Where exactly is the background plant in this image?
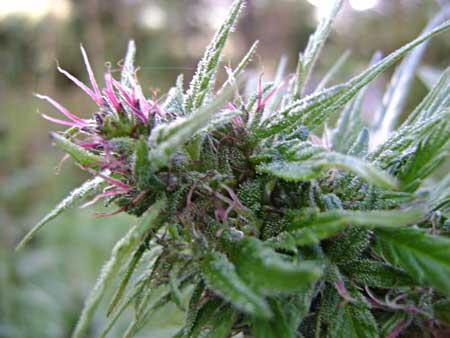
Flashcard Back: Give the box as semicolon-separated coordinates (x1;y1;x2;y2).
10;0;450;337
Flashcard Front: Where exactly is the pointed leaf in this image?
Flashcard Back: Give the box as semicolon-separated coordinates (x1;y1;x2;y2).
200;251;272;318
72;200;165;338
376;227;450;296
16;176;106;250
50;132;102;165
258;152;398;190
327;298;379;338
293;0;343;98
184;0;244;112
340;260;414;288
270;208;422;250
230;237;322;293
371;12;449;148
251;299;296;338
258;19;450;138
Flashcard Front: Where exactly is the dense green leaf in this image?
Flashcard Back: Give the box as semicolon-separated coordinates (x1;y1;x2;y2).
341;259;413;288
326;295;379;338
258;151;398;189
231;237;323;293
429;170;450;215
433;299;450;325
107;244;146;316
379;312;409;338
72;200;165;338
182;280;205;337
200;251;272;318
404;67;450;126
370;110;449;165
270;208;422;250
397;125;449;192
251;299;296;338
376;227;450;295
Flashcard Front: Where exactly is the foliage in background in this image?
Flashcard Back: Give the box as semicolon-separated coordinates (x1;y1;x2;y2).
15;0;450;337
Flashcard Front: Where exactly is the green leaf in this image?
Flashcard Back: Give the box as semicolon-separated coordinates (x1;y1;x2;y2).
200;251;272;318
270;208;422;250
187;298;236;338
398;125;449;192
134;138;165;190
231;237;322;293
16;176;106;250
347;127;369;157
433;299;450;325
376;227;450;296
331;303;380;338
49;132;102;165
72;227;138;338
184;0;244;112
258;159;319;182
301;207;421;229
251;299;296;338
123;271;195;338
379;312;409;338
428;170;450;214
326;295;379;338
169;267;184;310
258;151;398;190
258;19;450;137
100;270;151;338
182;280;206;337
106;244;146;316
326;227;372;264
72;200;165;338
164;74;185;115
292;0;343;98
370;110;449;165
332;52;381;153
202;305;236;338
283;288;313;333
404;67;450;125
371;13;448;148
319;152;398;189
340;259;414;288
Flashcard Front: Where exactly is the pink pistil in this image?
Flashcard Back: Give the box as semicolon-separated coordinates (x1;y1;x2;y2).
36;94;88;126
96;172;131;190
80;189;128;208
57;65;102;105
80;45;102;103
41;114;85;128
103;72;121;110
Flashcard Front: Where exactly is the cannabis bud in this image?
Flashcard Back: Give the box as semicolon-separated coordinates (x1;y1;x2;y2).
18;1;450;337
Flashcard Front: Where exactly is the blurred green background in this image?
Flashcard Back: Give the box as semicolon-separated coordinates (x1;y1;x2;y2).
1;1;449;337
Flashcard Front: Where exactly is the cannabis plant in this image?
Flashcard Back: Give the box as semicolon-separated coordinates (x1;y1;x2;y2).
18;1;450;337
